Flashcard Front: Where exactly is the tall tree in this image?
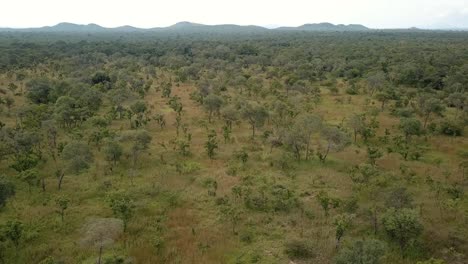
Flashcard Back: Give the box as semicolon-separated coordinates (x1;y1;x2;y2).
417;95;445;128
59;141;94;190
317;126;350;163
241;102;269;138
382;208;422;256
203;94;223;123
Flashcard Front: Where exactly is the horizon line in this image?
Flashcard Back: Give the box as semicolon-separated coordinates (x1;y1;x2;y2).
0;21;467;31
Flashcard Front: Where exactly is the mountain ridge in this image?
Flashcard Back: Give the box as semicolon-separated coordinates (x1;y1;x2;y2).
275;22;369;31
0;21;371;32
2;21;464;32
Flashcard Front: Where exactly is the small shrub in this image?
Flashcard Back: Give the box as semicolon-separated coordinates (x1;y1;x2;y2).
345;85;359;95
226;162;240;176
239;230;254;244
439;120;463;136
392;107;414;118
179;161;201;174
284;239;315;259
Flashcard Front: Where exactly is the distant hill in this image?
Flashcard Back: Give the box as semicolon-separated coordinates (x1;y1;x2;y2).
3;21;461;33
40;22;106;32
0;22;105;32
276;22;369;31
165;21;205;29
0;22;369;33
150;22;268;33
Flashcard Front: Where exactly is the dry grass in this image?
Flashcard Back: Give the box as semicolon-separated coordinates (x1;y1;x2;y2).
0;73;466;263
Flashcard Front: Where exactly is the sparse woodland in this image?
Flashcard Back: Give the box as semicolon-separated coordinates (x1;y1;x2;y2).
0;31;467;264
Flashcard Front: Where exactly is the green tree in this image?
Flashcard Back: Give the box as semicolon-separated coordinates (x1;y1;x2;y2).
221;105;239;129
153;113;166;129
203;94;223;123
18;169;39;192
205;130;218;159
103;140;123;172
4;96;14;113
333;213;355;247
121;130;152;169
375;89;393;111
130;100;148;128
222;124;231;143
80;218;123;264
26;78;53;104
2;220;23;249
446;92;467;118
59;141;94;190
168;96;183;115
417;96;445;128
234;149;249;165
316;191;340;217
382;208;422;255
347;113;364;143
283;127;307;161
399;118;422;142
317;126;350;163
385;187;413;209
55;196;69;222
220;204;242;234
108;194;135;232
54;96;79;128
0;176;15;208
388;135;422;161
91;72;111;85
161;82;172;98
130;130;152;168
366;71;387;95
292;114;322;160
367;147;382;166
241;102;269;138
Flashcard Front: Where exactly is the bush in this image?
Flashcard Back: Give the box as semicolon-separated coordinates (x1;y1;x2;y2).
345;85;359;95
439;120;463;136
392;107;414;118
385;187;414;209
284;239;315;259
416;258;446;264
226;162;240;176
0;175;15;208
335;239;386;264
239;230;254;244
179;161;201;174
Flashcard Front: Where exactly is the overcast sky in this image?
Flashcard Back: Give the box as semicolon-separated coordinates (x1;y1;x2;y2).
2;0;468;29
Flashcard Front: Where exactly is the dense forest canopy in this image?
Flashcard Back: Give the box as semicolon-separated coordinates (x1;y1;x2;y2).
0;30;467;264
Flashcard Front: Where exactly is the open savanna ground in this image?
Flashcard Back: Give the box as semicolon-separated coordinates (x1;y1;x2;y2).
0;31;467;264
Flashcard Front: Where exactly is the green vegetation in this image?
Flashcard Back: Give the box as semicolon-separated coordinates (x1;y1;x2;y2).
0;30;467;264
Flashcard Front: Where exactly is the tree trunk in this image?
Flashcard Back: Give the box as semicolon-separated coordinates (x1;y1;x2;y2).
57;172;65;190
41;178;46;192
373;206;378;235
320;142;331;163
336;237;341;249
305;141;310;160
97;244;103;264
423;113;430;128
